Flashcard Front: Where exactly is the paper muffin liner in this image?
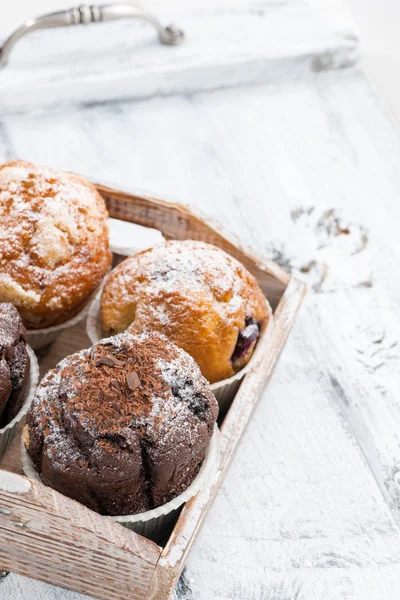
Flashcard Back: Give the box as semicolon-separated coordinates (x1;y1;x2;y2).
21;424;219;543
27;280;108;351
0;345;39;459
86;288;106;346
109;218;164;267
88;293;275;414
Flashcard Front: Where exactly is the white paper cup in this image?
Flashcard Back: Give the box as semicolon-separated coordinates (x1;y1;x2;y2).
0;345;39;459
87;292;275;414
109;218;164;267
86;288;106;346
22;424;219;542
27;280;108;351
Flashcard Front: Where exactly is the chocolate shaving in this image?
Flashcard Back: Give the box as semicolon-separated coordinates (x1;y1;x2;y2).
95;356;124;367
35;332;216;446
126;372;140;391
110;379;120;390
64;334;175;432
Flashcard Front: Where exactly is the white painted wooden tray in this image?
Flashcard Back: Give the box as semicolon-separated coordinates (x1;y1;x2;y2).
0;182;305;600
4;2;399;598
0;0;358;116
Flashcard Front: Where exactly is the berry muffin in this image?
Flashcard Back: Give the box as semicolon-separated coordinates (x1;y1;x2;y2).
23;332;218;516
100;241;272;383
0;160;112;329
0;303;30;428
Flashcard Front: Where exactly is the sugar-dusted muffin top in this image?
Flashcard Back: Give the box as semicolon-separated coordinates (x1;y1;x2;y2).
24;332;218;516
0;303;30;427
101;240;272;383
0;160;112;329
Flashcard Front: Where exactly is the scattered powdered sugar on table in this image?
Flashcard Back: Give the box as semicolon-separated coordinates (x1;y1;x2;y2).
267;206;372;293
348;321;400;394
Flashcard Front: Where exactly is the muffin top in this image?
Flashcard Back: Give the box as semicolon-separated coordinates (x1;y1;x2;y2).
25;332;218;515
0;303;30;427
101;240;271;383
0;160;111;328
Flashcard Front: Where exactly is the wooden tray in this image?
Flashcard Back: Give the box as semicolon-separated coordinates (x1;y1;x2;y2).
0;183;306;600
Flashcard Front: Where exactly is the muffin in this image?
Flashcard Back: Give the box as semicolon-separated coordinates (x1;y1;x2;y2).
0;160;112;329
100;241;271;383
0;303;30;428
23;332;218;516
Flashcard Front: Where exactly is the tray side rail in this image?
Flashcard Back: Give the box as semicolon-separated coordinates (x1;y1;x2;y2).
0;471;161;600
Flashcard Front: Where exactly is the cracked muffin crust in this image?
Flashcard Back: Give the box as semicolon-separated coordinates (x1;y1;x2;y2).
0;160;112;329
24;332;218;516
0;303;30;428
100;240;272;383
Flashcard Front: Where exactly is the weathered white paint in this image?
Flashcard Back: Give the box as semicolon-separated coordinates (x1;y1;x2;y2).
0;0;358;116
0;471;31;494
3;68;400;598
3;0;400;598
0;576;93;600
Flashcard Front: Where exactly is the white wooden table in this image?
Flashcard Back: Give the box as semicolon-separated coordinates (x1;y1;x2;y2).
2;1;400;598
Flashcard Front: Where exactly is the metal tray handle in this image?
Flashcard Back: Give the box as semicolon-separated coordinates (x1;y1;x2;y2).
0;3;185;68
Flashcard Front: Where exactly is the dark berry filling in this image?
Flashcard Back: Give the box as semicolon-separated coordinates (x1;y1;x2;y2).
231;316;261;372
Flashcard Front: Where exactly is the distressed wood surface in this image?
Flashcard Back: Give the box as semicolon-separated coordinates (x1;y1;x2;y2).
0;0;358;116
0;471;161;600
2;2;400;596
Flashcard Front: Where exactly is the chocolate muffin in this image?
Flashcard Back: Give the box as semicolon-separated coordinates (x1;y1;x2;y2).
24;332;218;516
100;240;272;383
0;303;30;428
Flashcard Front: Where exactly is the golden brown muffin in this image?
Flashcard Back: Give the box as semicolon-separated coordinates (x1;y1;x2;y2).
0;160;112;329
101;241;272;383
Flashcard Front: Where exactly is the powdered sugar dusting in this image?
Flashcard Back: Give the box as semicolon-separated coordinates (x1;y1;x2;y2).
0;160;111;326
268;206;371;293
137;241;239;308
103;240;260;331
101;240;270;383
0;274;41;306
25;332;218;515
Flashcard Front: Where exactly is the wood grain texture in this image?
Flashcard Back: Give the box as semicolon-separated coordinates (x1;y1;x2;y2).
0;472;161;600
0;0;358;116
2;52;400;600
